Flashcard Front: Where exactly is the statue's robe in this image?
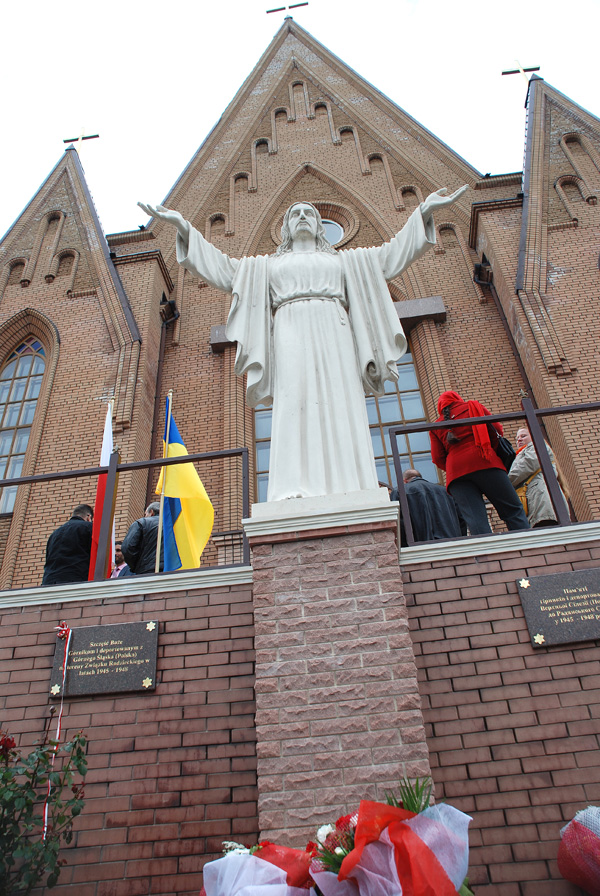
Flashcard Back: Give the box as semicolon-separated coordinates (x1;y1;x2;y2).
177;208;435;501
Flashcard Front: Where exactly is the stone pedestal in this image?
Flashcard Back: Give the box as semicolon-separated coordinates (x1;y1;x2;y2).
244;490;431;844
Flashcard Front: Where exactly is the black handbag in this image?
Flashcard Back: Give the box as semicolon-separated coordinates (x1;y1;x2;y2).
488;424;516;471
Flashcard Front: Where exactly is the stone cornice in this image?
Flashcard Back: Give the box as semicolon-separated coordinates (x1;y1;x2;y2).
399;522;600;566
112;250;174;292
469;197;523;249
474;173;522;190
107;230;156;246
0;566;253;609
243;490;399;540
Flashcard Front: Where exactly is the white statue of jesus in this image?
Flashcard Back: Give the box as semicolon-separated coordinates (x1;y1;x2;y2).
139;187;466;502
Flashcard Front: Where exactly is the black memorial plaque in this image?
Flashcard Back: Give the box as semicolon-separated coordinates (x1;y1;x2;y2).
517;569;600;647
50;620;158;697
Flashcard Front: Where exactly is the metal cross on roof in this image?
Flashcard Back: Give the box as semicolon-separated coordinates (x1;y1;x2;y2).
266;2;308;13
63;129;100;152
501;62;540;82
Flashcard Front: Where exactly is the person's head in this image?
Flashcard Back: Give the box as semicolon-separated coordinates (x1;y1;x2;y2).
114;541;125;565
516;428;532;448
437;390;464;417
276;202;336;256
73;504;93;522
145;502;160;518
403;469;421;483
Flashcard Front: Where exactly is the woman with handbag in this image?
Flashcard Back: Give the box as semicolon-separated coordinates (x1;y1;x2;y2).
509;427;569;527
430;391;530;536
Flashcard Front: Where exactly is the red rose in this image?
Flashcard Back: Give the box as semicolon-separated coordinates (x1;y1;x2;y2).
0;733;16;760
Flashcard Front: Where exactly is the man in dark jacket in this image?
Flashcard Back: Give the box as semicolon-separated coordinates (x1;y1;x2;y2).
109;541;134;578
41;504;94;586
121;502;163;575
392;470;465;546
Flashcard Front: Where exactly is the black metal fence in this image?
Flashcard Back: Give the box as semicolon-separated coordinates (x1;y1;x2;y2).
0;447;250;584
390;397;600;547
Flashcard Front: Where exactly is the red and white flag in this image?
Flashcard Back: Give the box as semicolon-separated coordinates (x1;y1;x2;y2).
88;404;114;580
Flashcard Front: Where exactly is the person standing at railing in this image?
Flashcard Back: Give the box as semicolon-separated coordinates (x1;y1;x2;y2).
391;468;465;545
509;428;569;527
121;502;164;575
430;391;530;537
41;504;94;586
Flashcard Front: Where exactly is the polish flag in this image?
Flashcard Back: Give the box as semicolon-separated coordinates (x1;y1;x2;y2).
88;404;114;580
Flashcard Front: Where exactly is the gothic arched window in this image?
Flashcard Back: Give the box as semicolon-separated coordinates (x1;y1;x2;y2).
0;337;46;514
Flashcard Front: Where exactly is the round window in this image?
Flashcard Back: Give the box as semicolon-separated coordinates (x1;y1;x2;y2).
322;219;344;245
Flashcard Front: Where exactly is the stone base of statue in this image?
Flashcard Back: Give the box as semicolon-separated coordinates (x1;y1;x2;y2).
243;490;431;844
247;487;394;531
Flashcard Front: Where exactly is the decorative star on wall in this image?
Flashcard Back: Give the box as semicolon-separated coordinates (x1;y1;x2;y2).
534;633;545;645
146;621;156;631
50;684;61;695
142;677;153;688
519;579;530;588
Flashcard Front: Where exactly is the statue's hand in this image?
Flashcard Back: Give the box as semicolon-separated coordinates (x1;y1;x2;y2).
138;202;188;239
419;185;468;223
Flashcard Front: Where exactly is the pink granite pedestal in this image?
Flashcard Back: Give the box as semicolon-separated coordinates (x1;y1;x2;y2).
244;490;431;845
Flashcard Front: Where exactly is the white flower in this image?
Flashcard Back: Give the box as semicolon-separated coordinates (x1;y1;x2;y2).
316;824;334;844
334;847;344;855
222;840;250;855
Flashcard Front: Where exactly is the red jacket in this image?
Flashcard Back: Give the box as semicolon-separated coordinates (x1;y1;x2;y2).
430;398;504;486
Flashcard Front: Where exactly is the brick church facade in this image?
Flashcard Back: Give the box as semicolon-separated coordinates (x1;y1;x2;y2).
1;19;599;895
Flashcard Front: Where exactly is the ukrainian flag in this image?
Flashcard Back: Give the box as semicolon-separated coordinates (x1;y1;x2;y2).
156;397;214;571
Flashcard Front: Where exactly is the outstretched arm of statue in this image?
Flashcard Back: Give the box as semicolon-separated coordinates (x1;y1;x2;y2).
376;184;467;281
138;202;238;292
419;185;468;227
138;202;189;241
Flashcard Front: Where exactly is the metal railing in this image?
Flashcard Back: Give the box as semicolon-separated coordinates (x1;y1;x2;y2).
0;447;250;584
390;397;600;547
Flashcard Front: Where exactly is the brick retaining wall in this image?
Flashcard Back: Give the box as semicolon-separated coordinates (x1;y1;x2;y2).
403;537;600;895
0;579;257;896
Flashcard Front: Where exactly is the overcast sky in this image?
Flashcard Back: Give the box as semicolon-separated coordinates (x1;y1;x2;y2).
1;0;598;240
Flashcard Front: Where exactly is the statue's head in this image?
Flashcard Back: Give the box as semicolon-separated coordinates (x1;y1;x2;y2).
275;202;337;256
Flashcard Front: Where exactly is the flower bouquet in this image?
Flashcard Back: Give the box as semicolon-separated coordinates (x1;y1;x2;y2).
200;841;317;896
311;801;472;896
201;779;472;896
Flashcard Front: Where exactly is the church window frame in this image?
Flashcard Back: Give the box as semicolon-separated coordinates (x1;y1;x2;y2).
0;337;46;515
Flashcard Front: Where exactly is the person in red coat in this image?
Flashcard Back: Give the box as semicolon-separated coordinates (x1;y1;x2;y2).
430;391;530;536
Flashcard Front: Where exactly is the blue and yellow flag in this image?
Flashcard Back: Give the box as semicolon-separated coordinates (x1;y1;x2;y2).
156;396;214;571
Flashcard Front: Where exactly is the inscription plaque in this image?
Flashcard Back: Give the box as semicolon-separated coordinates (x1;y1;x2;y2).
50;620;158;697
517;569;600;647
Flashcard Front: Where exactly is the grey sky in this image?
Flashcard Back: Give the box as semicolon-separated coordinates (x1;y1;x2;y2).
1;0;598;240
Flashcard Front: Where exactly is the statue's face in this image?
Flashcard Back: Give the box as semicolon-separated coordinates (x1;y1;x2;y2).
288;203;318;239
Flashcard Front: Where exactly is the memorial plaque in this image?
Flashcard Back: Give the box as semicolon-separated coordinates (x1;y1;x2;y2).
50;620;158;697
517;570;600;647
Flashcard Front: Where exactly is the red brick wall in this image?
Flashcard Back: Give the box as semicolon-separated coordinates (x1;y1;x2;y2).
4;531;600;894
0;580;257;896
403;538;600;894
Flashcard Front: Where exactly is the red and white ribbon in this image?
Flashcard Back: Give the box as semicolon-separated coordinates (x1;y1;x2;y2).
42;621;72;839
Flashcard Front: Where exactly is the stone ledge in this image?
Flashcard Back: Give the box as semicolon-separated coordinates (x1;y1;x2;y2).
244;489;399;540
0;566;253;609
398;521;600;565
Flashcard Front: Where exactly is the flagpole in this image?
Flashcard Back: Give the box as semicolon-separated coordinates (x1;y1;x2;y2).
107;397;116;572
155;390;173;574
